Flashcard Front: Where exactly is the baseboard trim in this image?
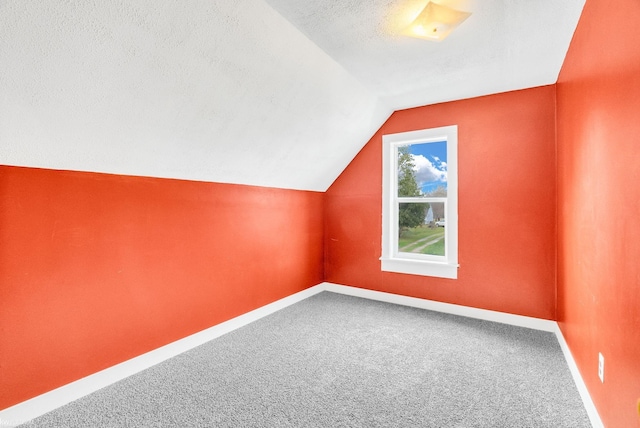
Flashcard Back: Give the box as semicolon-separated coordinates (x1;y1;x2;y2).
554;324;604;428
322;282;603;428
1;282;603;428
0;285;326;427
322;282;557;331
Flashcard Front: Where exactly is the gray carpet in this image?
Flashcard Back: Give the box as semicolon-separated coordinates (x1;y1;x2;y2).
22;292;591;427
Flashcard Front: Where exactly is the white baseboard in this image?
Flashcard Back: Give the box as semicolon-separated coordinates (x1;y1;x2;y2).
554;324;604;428
322;282;557;331
1;282;603;428
322;282;603;428
0;285;326;427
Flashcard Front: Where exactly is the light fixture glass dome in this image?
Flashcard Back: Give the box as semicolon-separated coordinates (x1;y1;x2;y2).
403;2;472;41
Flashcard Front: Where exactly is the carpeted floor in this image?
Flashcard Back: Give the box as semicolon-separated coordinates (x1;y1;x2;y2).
22;292;591;427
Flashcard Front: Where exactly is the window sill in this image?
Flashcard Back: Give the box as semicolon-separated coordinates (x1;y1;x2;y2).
380;257;458;279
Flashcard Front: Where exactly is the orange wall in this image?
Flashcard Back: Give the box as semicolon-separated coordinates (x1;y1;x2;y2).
325;86;557;319
0;166;324;410
556;0;640;426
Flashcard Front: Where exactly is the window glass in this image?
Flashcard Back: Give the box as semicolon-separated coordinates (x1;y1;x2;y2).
397;141;448;258
398;202;445;256
398;142;447;197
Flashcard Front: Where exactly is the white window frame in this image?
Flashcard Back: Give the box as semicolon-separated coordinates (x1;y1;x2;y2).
381;125;459;279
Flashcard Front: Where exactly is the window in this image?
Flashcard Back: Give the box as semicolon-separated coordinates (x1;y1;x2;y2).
381;125;458;279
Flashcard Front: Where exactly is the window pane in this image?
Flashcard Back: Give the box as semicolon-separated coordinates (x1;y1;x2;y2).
397;141;447;197
398;202;445;256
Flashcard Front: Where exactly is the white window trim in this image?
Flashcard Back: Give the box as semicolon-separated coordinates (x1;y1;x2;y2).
381;125;459;279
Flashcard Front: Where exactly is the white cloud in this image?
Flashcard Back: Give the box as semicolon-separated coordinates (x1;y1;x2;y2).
412;154;447;185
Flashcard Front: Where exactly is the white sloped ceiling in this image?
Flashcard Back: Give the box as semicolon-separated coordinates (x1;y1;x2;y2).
0;0;585;191
0;0;390;191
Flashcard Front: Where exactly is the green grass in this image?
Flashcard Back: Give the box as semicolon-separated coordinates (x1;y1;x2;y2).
398;226;442;248
422;236;445;256
399;226;445;255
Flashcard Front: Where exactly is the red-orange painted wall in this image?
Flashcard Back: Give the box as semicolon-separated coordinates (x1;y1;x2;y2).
325;86;557;319
0;166;324;410
556;0;640;426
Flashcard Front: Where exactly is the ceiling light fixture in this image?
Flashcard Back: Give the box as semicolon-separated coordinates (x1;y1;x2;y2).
403;1;471;41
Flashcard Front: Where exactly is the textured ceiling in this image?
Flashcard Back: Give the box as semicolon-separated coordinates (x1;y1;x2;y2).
0;0;389;191
264;0;587;109
0;0;585;191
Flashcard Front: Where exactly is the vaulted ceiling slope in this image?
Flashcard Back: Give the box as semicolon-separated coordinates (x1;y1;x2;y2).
0;0;390;191
0;0;584;191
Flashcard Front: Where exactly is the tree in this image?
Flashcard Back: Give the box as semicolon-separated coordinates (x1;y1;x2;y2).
397;146;427;236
